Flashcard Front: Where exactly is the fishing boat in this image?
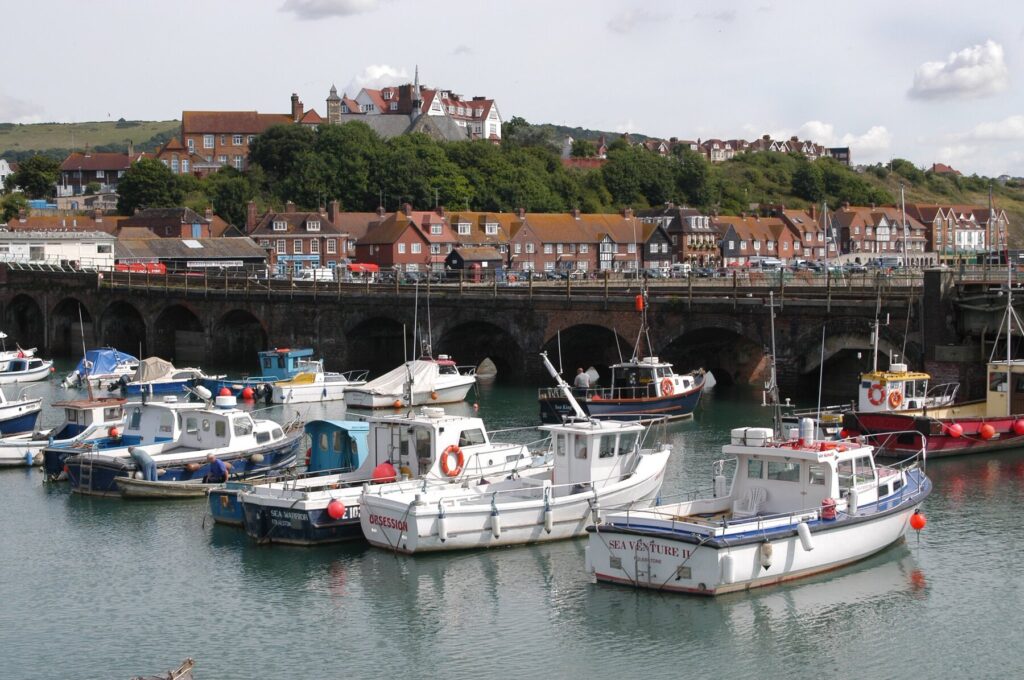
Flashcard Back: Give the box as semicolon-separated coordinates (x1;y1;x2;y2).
359;353;670;554
200;347;315;399
538;288;704;423
0;331;36;371
112;356;223;397
343;355;476;409
236;411;544;545
270;361;368;404
0;386;42;436
208;419;372;527
584;421;930;595
5;396;126;471
115;477;219;499
62;348;138;388
62;394;302;496
0;355;53;385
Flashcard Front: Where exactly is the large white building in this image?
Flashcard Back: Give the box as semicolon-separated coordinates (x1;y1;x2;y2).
0;230;116;269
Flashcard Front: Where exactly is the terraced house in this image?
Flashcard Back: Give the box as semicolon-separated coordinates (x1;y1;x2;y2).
247;200;348;274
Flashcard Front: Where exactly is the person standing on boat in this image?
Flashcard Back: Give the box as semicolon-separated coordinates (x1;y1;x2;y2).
204;454;229;483
129;447;158;482
574;368;591;389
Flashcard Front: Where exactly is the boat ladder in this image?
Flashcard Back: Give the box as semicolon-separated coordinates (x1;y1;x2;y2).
79;453;96;493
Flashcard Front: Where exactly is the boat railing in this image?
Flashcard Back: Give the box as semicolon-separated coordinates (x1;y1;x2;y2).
538;384;669;401
456;364;478;376
782;403;852;419
925;382;959;405
340;369;370;383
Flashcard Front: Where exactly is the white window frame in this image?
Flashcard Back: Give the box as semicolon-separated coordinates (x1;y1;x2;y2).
293;239;303;254
411;243;422;254
232;134;242;145
203;135;214;149
276;239;285;254
272;220;287;232
326;239;336;254
431;224;442;235
310;239;319;254
306;220;320;232
398;243;406;254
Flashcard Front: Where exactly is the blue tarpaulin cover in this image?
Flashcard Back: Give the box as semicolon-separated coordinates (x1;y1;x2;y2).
72;348;138;376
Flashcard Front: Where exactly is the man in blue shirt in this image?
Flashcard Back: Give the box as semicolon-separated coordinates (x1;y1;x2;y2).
204;454;229;483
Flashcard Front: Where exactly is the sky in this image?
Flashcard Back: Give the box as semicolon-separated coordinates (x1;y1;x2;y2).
3;0;1024;176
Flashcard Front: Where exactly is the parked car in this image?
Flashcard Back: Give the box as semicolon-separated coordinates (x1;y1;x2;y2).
843;262;868;273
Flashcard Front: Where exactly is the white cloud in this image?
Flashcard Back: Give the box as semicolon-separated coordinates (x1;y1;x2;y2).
344;64;411;94
452;44;474;56
0;93;42;123
908;40;1009;100
935;144;978;164
607;8;669;35
962;114;1024;141
280;0;379;20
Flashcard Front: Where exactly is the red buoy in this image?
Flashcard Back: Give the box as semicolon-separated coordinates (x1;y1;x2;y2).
240;387;255;400
946;423;963;438
909;511;926;531
371;462;397;483
1013;419;1024;436
326;499;346;520
980;423;996;440
108;426;120;438
218;387;232;397
839;429;849;439
634;294;644;312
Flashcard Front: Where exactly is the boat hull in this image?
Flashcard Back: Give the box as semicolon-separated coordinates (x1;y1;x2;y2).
0;364;52;384
124;380;193;397
842;408;1024;458
588;477;929;595
271;381;350;404
0;405;41;436
540;381;703;424
115;478;217;498
241;490;364;545
344;378;475;409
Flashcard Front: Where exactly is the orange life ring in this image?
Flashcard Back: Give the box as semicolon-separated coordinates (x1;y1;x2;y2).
888;390;903;409
440;444;464;477
660;378;674;396
867;383;885;406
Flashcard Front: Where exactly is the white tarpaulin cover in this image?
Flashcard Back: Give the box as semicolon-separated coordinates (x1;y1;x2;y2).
356;360;440;396
134;357;176;382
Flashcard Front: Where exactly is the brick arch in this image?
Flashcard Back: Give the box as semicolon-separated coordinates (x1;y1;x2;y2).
4;294;44;350
539;324;633;386
212;309;268;368
153;303;206;364
50;297;95;356
98;299;147;356
434;319;526;381
345;315;410;376
659;321;767;387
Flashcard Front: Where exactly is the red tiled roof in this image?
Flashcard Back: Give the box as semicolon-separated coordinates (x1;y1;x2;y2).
181;111;292;134
300;109;324;124
60;152;135;172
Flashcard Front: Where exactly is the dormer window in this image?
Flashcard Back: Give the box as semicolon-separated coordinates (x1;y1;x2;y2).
390;102;397;111
431;224;442;235
458;223;470;236
272;220;287;232
485;223;497;236
306;220;320;232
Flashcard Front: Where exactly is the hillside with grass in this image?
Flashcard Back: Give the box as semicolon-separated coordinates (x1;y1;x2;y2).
0;119;179;161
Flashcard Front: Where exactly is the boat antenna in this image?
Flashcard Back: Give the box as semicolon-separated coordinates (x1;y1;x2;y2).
557;329;563;375
767;292;782;435
540;351;587;420
77;304;94;401
412;284;419;359
613;327;624;363
816;322;826;423
402;323;407;364
425;282;433;358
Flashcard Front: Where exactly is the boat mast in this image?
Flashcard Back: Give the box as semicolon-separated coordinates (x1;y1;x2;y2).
767;292;782;435
77;304;94;401
900;183;908;268
541;351;587;420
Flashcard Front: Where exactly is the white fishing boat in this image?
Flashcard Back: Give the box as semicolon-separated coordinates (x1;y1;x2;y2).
0;356;53;385
62;348;138;388
0;385;42;436
344;356;476;409
359;353;671;554
585;421;931;595
270;361;368;404
0;331;36;372
236;410;546;545
4;397;127;470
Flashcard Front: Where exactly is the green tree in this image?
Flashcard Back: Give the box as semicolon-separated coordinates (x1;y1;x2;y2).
8;155;60;199
379;134;471;209
117;158;183;214
602;145;673;207
313;122;385;211
570;139;596;158
205;168;254;227
248;124;316;196
85;181;101;195
673;149;711;207
1;192;28;222
792;161;825;202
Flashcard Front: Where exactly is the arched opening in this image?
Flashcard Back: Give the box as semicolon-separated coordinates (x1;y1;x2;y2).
3;294;44;350
346;317;407;377
99;301;147;357
435;321;524;383
154;304;205;365
795;330;906;403
661;327;766;389
213;309;267;368
539;325;632;387
50;298;93;357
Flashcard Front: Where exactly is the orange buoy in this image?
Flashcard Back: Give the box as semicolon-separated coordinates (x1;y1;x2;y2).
108;426;120;438
430;391;439;400
218;387;232;397
1013;419;1024;436
392;399;403;409
634;294;644;312
371;462;397;483
946;423;963;438
326;499;346;520
980;423;996;440
910;510;926;531
240;387;255;400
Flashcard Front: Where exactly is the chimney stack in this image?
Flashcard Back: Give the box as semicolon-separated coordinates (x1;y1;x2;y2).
285;200;296;212
127;140;134;158
204;206;214;221
516;207;526;219
246;201;258;230
436;205;445;217
18;208;26;222
377;206;386;218
621;207;633;219
291;93;303;123
328;199;339;224
402;203;412;217
570;208;580;219
93;208;103;223
809;204;817;221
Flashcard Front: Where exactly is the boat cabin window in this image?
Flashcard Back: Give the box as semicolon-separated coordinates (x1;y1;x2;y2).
65;408;79;424
837;459;854;492
202;418;211;432
348;435;359;456
279;356;287;369
319;432;330;451
808;464;827;485
263;357;273;370
104;406;123;420
656;367;672;378
233;417;254;437
215;421;227;438
458;428;485;447
255;431;270;444
414;428;431;465
619;432;638;455
555;434;567;457
893;478;903;493
186;417;199;434
128;407;142;430
273;428;283;440
747;459;764;479
854;455;875;484
767;461;800;482
575;437;588;459
160;411;174;434
598;435;616;458
989;372;1008;392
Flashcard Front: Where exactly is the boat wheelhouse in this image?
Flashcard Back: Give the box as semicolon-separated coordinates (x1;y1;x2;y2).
13;397;125;472
586;421;930;594
200;347;316;398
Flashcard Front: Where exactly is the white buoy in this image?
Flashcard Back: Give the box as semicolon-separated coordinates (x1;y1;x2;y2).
193;385;212;400
250;452;265;464
437;513;448;542
720;554;734;584
797;521;815;551
134;471;144;479
490;509;502;539
591;499;601;524
713;474;727;498
584;546;594;574
848;488;859;515
543;506;553;534
759;542;773;570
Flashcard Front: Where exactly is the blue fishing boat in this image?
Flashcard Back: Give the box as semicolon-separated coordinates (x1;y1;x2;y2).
0;386;42;437
17;397;126;473
200;347;315;399
63;395;302;496
113;357;223;397
208;419;370;526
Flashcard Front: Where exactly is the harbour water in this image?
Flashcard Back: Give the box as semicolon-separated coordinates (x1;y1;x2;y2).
2;372;1023;679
